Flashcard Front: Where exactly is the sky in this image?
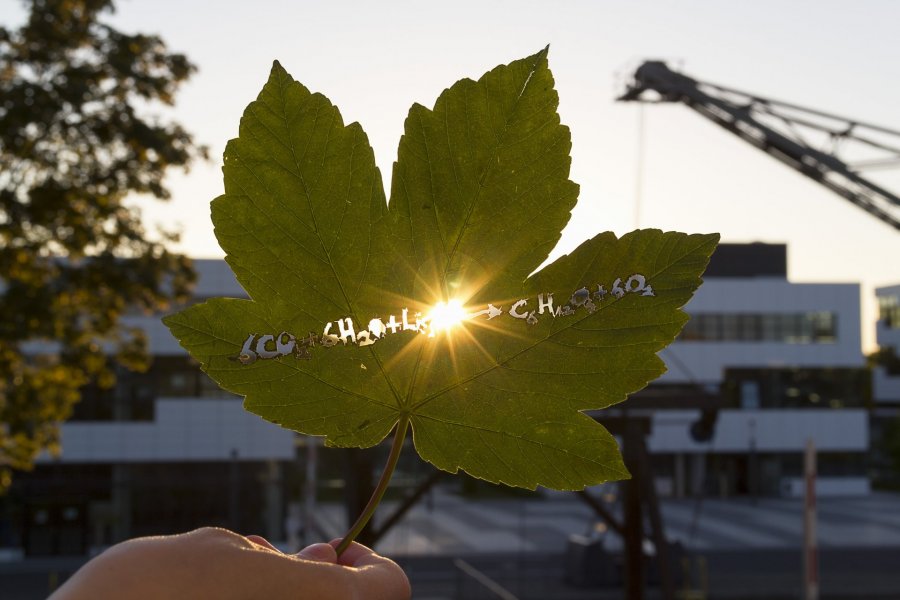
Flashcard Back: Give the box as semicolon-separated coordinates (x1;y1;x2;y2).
5;0;900;352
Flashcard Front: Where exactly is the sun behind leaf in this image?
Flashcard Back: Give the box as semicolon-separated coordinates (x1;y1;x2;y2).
163;48;718;491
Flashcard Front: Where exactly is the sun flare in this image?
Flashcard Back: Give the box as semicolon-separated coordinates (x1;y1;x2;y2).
428;299;468;333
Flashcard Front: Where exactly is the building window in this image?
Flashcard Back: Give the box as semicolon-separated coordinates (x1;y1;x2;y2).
722;368;869;409
809;311;837;343
681;312;837;343
879;294;900;329
72;367;156;422
739;381;760;409
72;356;234;422
154;356;233;398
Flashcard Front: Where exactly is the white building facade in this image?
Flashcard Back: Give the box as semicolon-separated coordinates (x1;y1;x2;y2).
637;244;869;498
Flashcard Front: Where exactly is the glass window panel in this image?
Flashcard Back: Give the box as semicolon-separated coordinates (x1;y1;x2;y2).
761;314;779;341
681;312;838;343
721;314;739;341
701;314;722;341
810;311;836;343
784;314;803;343
740;381;760;409
738;314;762;341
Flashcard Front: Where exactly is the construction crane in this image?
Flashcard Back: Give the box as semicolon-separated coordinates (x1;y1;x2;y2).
618;61;900;231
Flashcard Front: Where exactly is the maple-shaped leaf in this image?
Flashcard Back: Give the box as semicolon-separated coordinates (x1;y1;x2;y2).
164;49;718;491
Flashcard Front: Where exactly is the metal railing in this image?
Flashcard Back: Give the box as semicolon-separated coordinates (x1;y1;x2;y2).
454;558;520;600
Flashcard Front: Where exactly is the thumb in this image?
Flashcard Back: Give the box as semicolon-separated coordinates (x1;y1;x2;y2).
296;542;338;563
330;540;411;600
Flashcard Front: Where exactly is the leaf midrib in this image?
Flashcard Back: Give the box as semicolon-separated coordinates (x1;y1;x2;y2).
402;50;547;408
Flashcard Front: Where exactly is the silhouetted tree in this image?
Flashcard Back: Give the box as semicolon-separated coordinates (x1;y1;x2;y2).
0;0;206;489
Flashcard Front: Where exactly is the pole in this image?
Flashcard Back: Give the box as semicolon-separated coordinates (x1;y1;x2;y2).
803;439;818;600
623;420;644;600
749;418;757;505
634;103;646;229
229;449;240;532
303;437;318;546
638;435;675;600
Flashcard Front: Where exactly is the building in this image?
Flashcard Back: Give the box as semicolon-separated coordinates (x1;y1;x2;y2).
874;283;900;400
0;245;874;557
872;283;900;487
637;243;870;498
2;261;294;557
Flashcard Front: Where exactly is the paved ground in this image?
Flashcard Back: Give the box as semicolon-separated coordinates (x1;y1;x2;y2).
310;488;900;599
312;487;900;555
3;490;899;599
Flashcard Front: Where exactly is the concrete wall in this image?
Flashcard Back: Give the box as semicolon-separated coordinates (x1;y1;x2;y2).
648;409;868;454
875;283;900;350
40;398;295;463
780;477;870;497
874;367;900;404
659;278;863;383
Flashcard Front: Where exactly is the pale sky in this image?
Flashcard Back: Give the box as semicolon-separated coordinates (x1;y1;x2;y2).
5;0;900;352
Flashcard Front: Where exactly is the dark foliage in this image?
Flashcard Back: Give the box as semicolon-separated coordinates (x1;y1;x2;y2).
0;0;205;489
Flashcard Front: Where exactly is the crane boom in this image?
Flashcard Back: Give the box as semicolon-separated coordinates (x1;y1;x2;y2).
619;61;900;231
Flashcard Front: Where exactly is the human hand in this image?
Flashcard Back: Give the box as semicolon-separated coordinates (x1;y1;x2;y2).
50;527;411;600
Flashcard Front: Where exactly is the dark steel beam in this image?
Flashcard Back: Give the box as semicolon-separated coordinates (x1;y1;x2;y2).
619;61;900;231
369;469;445;547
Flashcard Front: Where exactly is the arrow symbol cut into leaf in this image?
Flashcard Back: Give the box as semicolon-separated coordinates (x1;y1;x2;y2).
163;47;718;552
469;304;503;320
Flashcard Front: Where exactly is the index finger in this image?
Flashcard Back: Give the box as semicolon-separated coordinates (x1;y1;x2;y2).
328;539;411;599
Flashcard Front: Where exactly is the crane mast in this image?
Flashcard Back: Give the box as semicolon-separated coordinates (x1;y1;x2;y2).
619;61;900;231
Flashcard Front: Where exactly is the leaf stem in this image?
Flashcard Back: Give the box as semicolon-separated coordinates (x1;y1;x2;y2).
335;415;410;556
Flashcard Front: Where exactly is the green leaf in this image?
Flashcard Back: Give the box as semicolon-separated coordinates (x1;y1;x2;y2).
164;50;719;491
